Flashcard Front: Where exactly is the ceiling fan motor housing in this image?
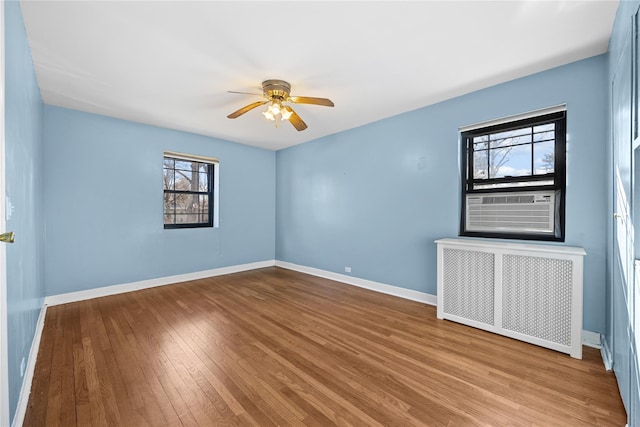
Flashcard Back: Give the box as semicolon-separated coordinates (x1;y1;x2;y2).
262;79;291;100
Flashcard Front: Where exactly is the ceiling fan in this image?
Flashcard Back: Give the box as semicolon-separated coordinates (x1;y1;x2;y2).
227;79;334;131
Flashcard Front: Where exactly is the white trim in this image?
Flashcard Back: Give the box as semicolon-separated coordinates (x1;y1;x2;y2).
164;150;218;164
213;161;220;228
0;0;9;424
582;330;601;349
434;238;586;256
11;305;47;427
601;338;613;371
15;259;609;426
459;104;567;132
45;260;276;306
274;261;604;361
275;260;437;306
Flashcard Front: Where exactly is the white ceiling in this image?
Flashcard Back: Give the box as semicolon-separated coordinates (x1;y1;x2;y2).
20;1;618;151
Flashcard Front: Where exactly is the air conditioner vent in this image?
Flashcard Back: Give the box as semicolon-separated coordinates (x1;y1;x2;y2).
481;194;536;204
466;190;555;234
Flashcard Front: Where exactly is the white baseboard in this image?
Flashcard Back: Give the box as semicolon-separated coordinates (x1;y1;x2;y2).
601;338;613;371
275;260;602;356
582;330;601;349
26;257;606;425
15;260;276;425
11;304;47;427
45;260;276;306
275;260;437;305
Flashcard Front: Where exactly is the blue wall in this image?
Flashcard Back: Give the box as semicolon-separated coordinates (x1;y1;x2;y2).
277;55;608;334
43;106;275;296
4;0;45;423
2;1;624;423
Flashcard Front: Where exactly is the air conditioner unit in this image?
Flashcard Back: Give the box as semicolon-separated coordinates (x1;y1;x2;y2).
466;190;555;234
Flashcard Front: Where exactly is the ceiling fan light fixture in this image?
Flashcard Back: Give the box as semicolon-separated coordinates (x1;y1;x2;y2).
270;101;281;116
262;110;275;121
281;108;292;121
263;100;291;125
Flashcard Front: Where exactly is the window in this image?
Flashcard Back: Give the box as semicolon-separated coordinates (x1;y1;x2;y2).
163;152;218;229
460;109;566;241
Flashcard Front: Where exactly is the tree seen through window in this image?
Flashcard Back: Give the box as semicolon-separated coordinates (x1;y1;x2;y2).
163;156;214;228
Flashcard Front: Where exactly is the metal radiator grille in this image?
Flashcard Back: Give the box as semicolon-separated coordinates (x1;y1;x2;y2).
502;255;572;346
442;248;494;325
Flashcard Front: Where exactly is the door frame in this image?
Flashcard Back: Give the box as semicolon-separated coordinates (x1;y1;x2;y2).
611;21;636;420
0;0;9;425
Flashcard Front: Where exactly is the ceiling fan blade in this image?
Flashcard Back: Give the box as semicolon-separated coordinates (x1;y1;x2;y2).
284;106;308;131
227;101;268;119
228;90;263;96
289;96;334;107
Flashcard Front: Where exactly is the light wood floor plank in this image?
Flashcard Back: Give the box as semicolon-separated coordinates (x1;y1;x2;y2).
23;267;626;426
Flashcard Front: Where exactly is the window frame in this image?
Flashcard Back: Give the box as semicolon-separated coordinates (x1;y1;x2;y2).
459;111;567;242
163;155;215;229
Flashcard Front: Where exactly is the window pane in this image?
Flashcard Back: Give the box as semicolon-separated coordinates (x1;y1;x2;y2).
490;127;531;141
175;214;200;224
533;130;554;142
165;193;209;224
163;193;176;224
174;160;194;172
174;213;208;224
199;194;209;210
172;193;187;212
163;157;175;168
196;172;208;192
174;171;192;190
170;163;208;191
164;192;175;206
474;140;488;150
534;140;554;174
489;134;532;148
182;194;201;212
474;150;488;179
473;135;488;143
163;167;175;190
534;123;554;133
490;144;532;178
187;172;200;192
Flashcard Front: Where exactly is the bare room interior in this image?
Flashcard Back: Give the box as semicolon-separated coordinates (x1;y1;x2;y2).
2;1;640;426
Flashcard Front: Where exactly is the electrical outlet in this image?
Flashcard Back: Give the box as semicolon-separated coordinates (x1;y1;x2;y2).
20;357;25;378
344;266;351;273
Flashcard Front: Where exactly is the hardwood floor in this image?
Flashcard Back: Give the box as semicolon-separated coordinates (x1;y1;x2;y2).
24;267;625;426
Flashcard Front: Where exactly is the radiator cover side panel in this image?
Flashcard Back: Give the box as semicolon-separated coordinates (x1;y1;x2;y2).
502;255;573;346
442;248;495;326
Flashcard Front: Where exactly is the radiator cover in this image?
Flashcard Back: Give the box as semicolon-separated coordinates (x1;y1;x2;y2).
436;238;585;359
